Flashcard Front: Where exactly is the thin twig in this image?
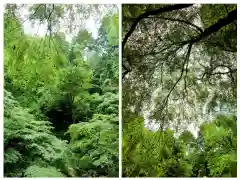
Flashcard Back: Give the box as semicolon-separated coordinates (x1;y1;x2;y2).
160;43;193;114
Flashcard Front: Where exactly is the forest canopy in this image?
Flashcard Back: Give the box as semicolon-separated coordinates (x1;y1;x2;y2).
122;4;236;177
4;4;119;177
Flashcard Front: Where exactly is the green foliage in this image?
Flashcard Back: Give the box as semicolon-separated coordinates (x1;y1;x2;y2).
66;114;118;177
123;114;236;177
86;14;119;88
4;4;118;177
63;92;119;177
102;14;119;45
122;4;236;177
200;115;237;177
4;90;66;177
24;165;65;177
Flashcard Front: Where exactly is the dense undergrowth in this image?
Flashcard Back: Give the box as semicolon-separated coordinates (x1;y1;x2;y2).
123;112;237;177
4;4;119;177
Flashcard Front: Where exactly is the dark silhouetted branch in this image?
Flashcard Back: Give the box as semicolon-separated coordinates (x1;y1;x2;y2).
122;4;193;50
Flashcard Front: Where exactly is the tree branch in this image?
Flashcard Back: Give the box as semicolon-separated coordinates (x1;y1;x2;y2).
148;16;203;33
122;4;193;50
160;43;193;114
180;8;237;45
122;70;129;79
47;4;55;45
122;5;193;79
122;7;236;79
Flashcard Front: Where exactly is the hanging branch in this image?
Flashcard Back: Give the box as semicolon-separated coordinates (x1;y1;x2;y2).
179;8;237;45
122;4;193;50
122;7;236;78
160;43;193;115
47;4;55;38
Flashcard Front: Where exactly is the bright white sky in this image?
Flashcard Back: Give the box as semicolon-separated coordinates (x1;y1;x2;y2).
22;17;99;41
141;4;235;138
18;5;113;41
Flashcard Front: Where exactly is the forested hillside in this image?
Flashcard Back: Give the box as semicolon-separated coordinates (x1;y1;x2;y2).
4;4;119;177
122;4;237;177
